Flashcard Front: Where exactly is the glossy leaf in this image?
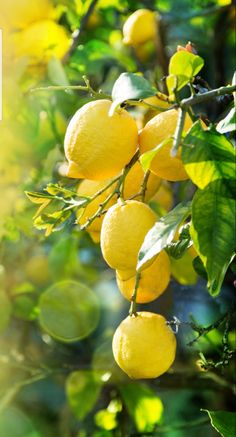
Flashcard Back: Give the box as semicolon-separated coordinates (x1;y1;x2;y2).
39;281;100;342
182;122;236;189
119;383;163;432
190;183;235;295
66;370;102;420
202;410;236;437
167;51;204;94
217;107;236;134
111;73;156;106
140;138;171;172
137;202;191;271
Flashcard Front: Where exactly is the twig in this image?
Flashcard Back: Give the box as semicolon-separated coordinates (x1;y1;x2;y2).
129;272;141;316
31;75;110;99
63;0;99;63
171;108;186;157
181;84;236;109
140;170;151;202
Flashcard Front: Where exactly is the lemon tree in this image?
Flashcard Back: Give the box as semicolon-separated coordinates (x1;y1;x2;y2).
1;1;236;436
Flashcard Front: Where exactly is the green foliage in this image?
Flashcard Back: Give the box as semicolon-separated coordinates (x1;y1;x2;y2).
182;122;236;190
111;72;156;107
167;51;204;96
190;183;235;295
137;202;191;270
202;410;236;437
119;383;163;432
0;290;11;333
66;370;102;420
39;281;100;342
217;107;236;134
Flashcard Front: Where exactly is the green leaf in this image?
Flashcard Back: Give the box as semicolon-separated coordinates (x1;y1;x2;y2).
95;410;118;431
140;138;171;172
217;107;236;134
182;122;236;189
111;72;156;106
34;209;73;236
202;410;236;437
190;183;236;295
39;281;100;342
0;290;11;333
169;51;204;89
119;383;163;432
66;370;102;421
0;408;42;437
25;191;55;204
137;202;191;271
192;256;208;280
48;57;69;86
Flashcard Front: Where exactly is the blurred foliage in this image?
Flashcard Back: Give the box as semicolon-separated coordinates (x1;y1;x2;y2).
0;0;235;435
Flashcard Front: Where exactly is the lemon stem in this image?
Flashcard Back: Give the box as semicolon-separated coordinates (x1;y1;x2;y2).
140;170;151;202
171;108;186;157
129;272;141;316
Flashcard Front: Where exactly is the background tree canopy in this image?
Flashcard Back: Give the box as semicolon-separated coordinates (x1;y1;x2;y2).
0;0;235;436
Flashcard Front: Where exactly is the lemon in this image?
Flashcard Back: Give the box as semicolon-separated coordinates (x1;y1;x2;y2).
0;0;54;30
171;246;198;285
101;200;156;270
152;181;173;212
112;312;176;379
77;179;116;242
123;9;157;46
139;109;193;181
64;100;138;181
25;255;50;286
116;250;170;303
123;161;161;201
13;20;70;65
143;95;171;124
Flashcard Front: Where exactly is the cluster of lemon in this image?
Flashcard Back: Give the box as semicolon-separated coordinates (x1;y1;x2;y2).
63;96;196;379
0;0;70;66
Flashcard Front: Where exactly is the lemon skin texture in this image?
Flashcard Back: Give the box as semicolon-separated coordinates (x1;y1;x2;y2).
112;312;176;379
14;20;70;65
77;179;116;242
0;0;54;30
123;9;157;46
64;100;138;181
116;250;171;303
101;200;156;271
123;161;161;201
139;109;193;181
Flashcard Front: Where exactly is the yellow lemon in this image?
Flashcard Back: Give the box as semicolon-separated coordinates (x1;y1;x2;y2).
116;250;170;303
139;109;193;181
171;246;198;285
152;181;173;212
64;100;138;181
25;255;50;286
143;95;171;124
123;9;157;46
112;312;176;379
123;161;161;201
101;200;156;270
13;20;70;65
0;0;54;30
77;179;116;242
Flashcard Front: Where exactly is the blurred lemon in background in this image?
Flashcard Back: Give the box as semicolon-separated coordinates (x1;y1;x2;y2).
123;9;157;46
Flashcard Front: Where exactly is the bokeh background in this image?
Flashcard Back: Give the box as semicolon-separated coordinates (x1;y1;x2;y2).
0;0;235;436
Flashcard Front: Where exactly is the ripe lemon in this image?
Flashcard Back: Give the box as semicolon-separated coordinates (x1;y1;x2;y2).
143;95;171;124
123;9;157;46
77;179;116;243
123;161;161;201
171;246;198;285
101;200;156;270
64;100;138;181
25;255;50;285
152;181;173;212
13;20;70;65
112;312;176;379
0;0;54;30
139;109;193;181
116;250;170;303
